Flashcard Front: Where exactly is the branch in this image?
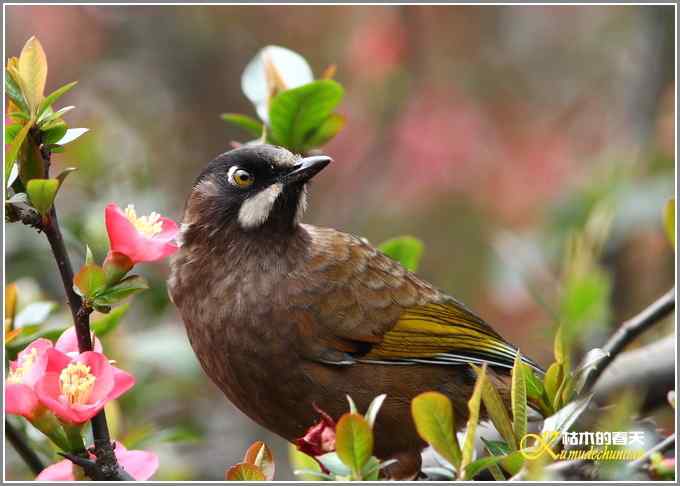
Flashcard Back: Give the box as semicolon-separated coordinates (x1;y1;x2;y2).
581;288;675;393
12;137;129;481
592;335;675;411
5;419;46;475
627;433;675;471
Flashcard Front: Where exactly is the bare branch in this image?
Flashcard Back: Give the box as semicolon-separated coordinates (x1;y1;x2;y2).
5;419;46;475
592;335;675;411
581;288;675;393
627;433;675;471
9;138;129;481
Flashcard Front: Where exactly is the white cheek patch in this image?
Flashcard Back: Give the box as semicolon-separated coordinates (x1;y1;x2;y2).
238;183;283;229
294;186;308;224
177;223;191;246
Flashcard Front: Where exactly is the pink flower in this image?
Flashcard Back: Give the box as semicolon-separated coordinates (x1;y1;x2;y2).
294;405;336;457
35;349;134;424
5;339;52;419
105;203;179;264
5;329;104;419
36;441;159;481
54;327;103;356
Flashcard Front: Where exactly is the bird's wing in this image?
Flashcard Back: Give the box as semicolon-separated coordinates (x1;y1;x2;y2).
293;226;543;373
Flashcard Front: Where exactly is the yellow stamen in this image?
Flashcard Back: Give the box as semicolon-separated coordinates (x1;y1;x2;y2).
7;347;39;384
59;363;96;405
124;204;163;238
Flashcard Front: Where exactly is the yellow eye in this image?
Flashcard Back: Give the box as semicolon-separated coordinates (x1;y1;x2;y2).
229;168;254;188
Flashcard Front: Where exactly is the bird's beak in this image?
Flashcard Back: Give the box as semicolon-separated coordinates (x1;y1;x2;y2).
283;155;332;185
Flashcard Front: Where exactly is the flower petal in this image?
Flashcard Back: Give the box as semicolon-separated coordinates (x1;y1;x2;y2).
76;352;114;403
107;367;136;401
34;372;83;423
154;216;179;242
5;383;40;419
17;338;53;387
116;446;159;480
105;203;148;263
36;459;76;481
55;327;103;355
44;348;72;374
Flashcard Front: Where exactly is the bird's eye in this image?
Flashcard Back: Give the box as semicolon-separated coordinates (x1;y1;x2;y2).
228;168;254;188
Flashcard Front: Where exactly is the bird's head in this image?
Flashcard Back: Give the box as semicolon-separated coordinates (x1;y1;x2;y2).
181;144;331;244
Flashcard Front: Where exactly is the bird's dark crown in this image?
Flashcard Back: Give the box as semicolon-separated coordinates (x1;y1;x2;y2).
181;144;331;244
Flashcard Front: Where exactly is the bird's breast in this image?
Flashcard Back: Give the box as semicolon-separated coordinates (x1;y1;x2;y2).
168;241;310;431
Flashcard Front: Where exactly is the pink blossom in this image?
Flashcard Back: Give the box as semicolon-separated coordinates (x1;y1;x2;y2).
36;441;159;481
35;350;134;424
5;339;52;419
105;203;179;264
5;328;107;420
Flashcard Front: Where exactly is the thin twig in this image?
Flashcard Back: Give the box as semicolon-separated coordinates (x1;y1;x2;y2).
581;288;675;393
5;419;45;475
9;135;128;481
627;433;675;470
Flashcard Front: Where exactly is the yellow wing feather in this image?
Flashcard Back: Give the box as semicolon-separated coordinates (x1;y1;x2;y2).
363;302;540;371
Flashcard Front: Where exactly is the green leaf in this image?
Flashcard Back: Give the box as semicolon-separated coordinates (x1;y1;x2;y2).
303;113;346;149
289;445;323;481
73;264;107;299
92;275;149;305
91;303;129;337
8;111;31;122
511;352;528;441
543;362;564;406
38;106;75;127
465;455;507;479
56;167;78;187
360;456;382;481
522;363;545;401
559;268;611;354
220;113;264;138
55;127;88;145
18;36;48;115
5;121;32;187
500;450;525;475
269;80;343;151
26;178;59;215
663;198;675;248
5;70;29;113
335;413;373;477
482;438;511;456
316;452;352;476
461;364;486;479
474;364;517;450
411;391;462;468
5;123;21;145
85;245;95;266
378;236;424;272
37;81;77;118
553;323;567;366
226;462;266;481
41;120;68;145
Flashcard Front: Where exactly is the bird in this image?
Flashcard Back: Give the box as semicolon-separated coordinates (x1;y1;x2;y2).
168;144;543;479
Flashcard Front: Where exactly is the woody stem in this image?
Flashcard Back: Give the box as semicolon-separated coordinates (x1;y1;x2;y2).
5;419;45;475
26;134;127;481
